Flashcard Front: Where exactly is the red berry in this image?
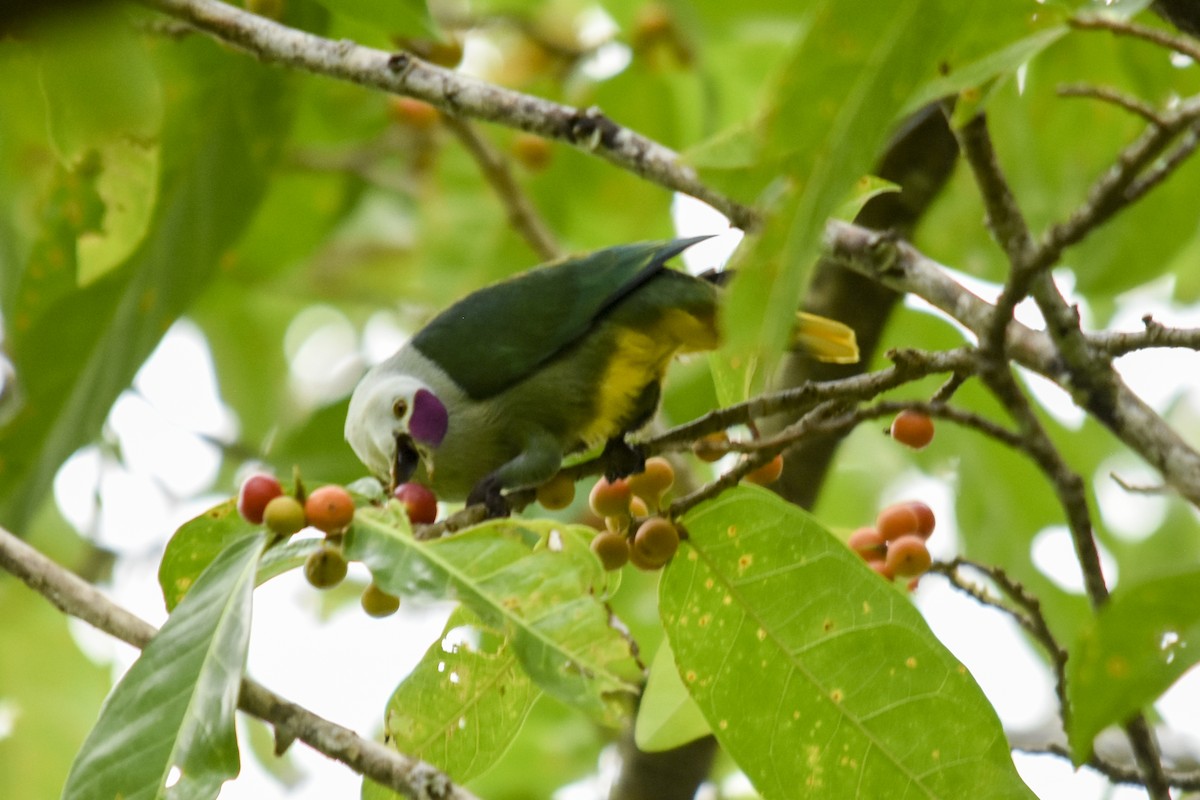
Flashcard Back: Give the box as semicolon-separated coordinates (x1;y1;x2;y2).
632;517;680;569
394;482;438;525
876;503;921;542
886;535;932;578
304;485;355;534
589;477;632;519
890;410;935;449
591;531;630;570
238;473;283;524
847;527;886;561
745;454;784;485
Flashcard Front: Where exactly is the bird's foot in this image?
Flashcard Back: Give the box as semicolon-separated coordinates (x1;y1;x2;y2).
467;475;511;519
602;438;646;482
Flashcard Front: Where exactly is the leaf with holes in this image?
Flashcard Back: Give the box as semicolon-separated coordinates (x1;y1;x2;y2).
1067;568;1200;763
345;506;641;725
661;486;1034;799
64;534;265;800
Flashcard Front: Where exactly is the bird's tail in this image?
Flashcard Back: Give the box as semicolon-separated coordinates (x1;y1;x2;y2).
792;311;859;364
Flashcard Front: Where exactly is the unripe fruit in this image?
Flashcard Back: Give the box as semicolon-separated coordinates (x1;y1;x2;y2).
238;473;283;524
304;547;348;589
263;495;307;537
886;534;932;578
745;454;784;485
591;531;630;570
692;431;729;463
876;503;921;542
627;457;675;509
361;583;401;618
511;134;553;171
304;485;355;533
890;410;935;449
632;517;680;569
589;477;632;519
394;482;438;525
390;97;439;129
847;527;886;560
629;496;649;518
905;501;936;538
536;473;576;511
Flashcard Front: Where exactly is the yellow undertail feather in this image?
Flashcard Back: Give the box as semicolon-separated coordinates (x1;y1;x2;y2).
793;311;859;364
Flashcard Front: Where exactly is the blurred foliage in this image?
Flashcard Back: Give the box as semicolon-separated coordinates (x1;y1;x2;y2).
3;0;1200;798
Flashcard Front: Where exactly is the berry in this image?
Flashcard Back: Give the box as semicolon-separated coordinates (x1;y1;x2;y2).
536;473;576;511
886;535;932;578
591;531;630;571
394;482;438;525
692;431;729;463
890;410;935;449
745;454;784;485
876;503;921;542
589;477;632;519
238;473;283;524
847;527;886;560
867;559;895;580
627;457;675;509
905;501;936;538
632;517;680;569
304;485;355;534
511;134;553;171
263;495;307;537
629;496;650;518
304;547;348;589
389;97;439;129
361;583;401;617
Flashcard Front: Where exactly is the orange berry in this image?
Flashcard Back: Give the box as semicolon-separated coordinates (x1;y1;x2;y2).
692;431;729;463
511;134;553;171
886;534;932;578
304;485;355;534
591;531;630;571
876;503;921;542
890;410;935;449
589;477;632;519
536;473;576;510
632;517;680;568
390;97;440;129
627;457;675;508
867;559;894;580
904;501;936;538
745;454;784;485
847;527;886;561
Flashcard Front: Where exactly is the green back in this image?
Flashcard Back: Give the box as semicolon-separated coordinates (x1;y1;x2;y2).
412;238;707;399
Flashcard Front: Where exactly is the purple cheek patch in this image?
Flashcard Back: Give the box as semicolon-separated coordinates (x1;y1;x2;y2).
410;388;448;447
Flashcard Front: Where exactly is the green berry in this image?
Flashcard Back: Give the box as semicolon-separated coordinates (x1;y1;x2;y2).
304;547;348;589
263;495;307;536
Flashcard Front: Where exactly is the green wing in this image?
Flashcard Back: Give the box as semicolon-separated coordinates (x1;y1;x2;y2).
412;238;709;399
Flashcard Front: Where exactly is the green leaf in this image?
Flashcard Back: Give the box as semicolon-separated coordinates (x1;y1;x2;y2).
662;486;1034;799
0;32;300;531
1067;568;1200;762
634;638;710;753
159;500;261;611
64;534;266;800
315;0;435;37
377;606;539;785
345;507;642;725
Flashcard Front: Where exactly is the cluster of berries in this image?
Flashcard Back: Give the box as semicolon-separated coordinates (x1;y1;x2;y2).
847;501;936;586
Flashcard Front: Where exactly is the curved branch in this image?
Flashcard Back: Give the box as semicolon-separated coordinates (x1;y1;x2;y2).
138;0;759;230
0;525;479;800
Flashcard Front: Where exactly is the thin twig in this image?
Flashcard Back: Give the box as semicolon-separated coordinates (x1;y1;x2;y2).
1057;83;1169;126
0;526;479;800
1071;13;1200;64
441;115;562;261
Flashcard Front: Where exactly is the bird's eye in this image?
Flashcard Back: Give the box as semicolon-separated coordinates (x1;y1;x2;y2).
392;398;408;418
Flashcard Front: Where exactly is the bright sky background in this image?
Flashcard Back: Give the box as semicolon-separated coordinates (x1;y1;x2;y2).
41;193;1200;799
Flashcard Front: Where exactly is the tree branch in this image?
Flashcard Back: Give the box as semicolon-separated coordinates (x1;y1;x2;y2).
0;525;480;800
138;0;759;230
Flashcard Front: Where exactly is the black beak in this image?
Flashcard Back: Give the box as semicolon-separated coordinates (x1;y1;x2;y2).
391;433;420;489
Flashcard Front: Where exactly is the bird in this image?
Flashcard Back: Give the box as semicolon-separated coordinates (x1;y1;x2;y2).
344;237;858;516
